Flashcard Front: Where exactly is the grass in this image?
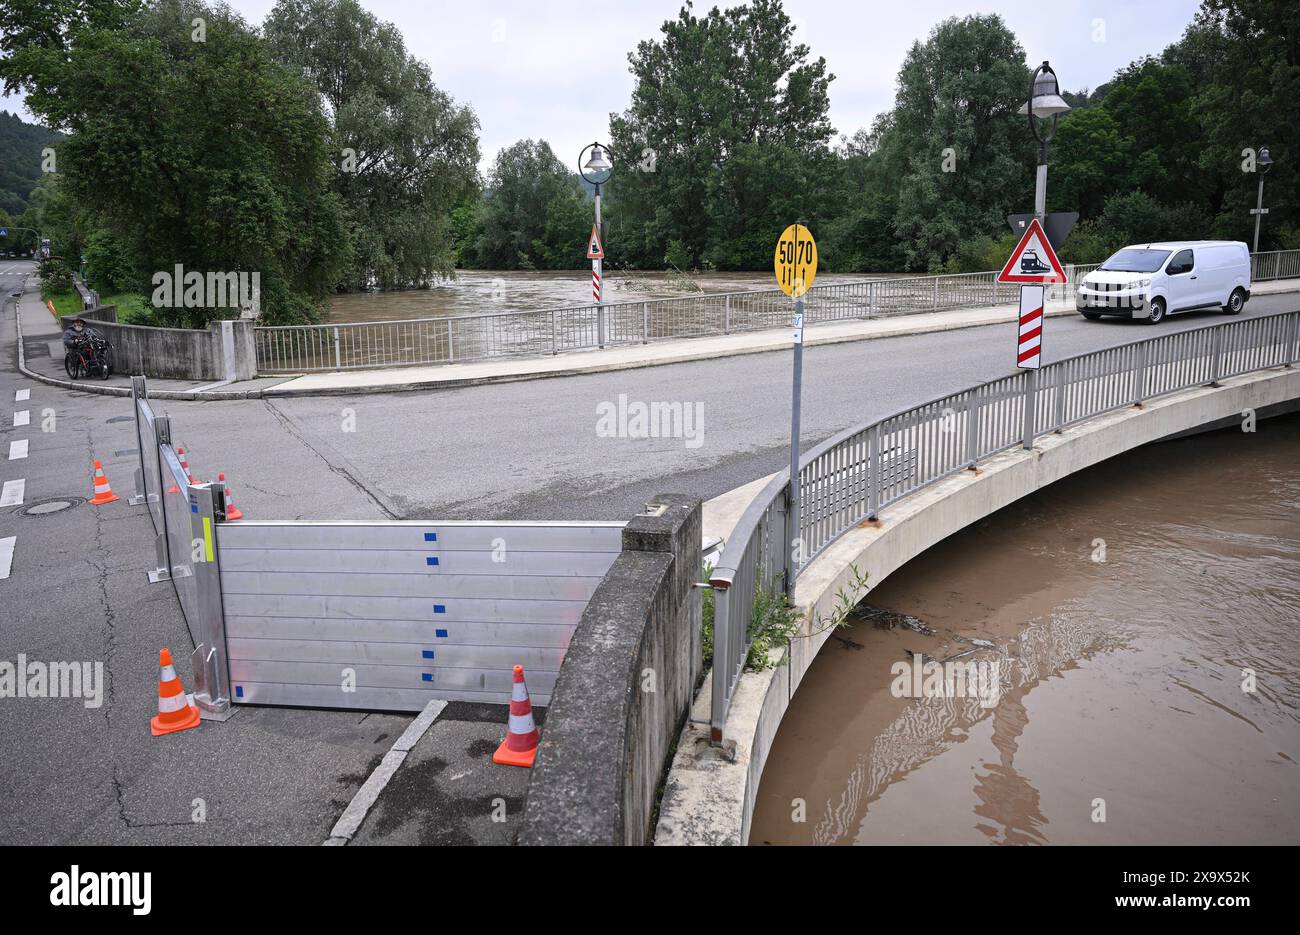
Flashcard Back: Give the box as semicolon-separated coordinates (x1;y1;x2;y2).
42;289;152;324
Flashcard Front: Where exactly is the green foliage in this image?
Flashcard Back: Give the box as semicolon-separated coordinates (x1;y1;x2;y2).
745;576;801;671
0;110;61;215
608;0;835;270
264;0;480;290
470;139;591;270
1060;191;1211;264
7;0;351;325
83;228;137;293
890;15;1034;272
663;239;691;271
38;257;73;295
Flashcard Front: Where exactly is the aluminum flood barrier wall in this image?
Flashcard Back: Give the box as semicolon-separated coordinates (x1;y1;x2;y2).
214;521;623;710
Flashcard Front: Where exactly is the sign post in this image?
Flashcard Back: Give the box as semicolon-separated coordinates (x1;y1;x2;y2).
998;217;1061;451
774;222;818;589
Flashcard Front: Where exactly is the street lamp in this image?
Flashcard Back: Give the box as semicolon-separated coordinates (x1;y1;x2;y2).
579;142;614;345
1019;61;1070;220
1251;145;1273;253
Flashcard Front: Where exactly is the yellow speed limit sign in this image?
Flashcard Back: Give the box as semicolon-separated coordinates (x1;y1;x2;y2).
774;223;818;298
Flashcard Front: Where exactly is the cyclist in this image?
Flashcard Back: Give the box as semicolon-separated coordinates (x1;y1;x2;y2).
62;317;100;349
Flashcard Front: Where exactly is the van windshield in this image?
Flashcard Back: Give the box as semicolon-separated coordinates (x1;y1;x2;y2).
1099;248;1172;273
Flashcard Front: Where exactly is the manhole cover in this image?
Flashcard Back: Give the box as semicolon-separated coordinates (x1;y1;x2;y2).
21;497;84;516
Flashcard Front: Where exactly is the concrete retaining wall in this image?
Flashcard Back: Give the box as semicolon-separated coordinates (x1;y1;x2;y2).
654;365;1300;845
60;311;256;382
519;493;702;846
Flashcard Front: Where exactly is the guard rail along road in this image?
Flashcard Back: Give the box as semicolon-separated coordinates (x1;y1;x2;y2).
252;250;1300;375
705;308;1300;742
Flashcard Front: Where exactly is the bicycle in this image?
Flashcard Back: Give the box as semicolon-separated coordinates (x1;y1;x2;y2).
64;334;113;380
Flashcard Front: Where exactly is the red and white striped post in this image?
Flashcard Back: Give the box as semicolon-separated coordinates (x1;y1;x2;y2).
1018;284;1044;449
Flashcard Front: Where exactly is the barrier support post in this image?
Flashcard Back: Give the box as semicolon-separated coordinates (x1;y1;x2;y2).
129;376;148;506
189;482;233;721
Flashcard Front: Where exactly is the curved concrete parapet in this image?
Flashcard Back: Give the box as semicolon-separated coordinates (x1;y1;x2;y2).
654;366;1300;845
519;494;702;846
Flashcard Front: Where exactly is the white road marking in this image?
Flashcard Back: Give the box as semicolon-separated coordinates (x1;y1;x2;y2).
15;389;29;401
0;478;25;506
8;439;28;460
0;536;15;579
13;410;29;427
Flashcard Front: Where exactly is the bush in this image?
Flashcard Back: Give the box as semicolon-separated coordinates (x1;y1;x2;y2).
38;258;74;296
664;238;692;271
83;230;139;294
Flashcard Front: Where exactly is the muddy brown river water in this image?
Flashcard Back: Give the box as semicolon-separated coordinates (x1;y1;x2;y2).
751;414;1300;845
326;269;889;323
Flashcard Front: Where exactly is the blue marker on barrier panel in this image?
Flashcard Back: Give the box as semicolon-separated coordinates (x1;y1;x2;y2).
425;556;440;566
422;673;433;682
235;686;244;698
433;604;446;614
435;628;448;638
423;532;437;542
421;650;434;659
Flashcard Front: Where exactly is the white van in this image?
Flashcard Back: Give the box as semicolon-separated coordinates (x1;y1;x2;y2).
1075;241;1251;324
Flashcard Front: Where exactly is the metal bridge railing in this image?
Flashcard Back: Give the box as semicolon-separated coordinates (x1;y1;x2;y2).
253;264;1116;374
706;309;1300;740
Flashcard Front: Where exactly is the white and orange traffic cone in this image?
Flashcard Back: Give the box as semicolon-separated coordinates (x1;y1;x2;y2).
168;446;194;493
493;665;540;768
89;459;120;505
150;648;201;737
217;472;243;521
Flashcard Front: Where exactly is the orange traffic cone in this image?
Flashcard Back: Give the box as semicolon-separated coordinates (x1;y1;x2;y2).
150;648;201;737
218;472;243;521
168;446;194;494
492;665;540;768
89;459;120;505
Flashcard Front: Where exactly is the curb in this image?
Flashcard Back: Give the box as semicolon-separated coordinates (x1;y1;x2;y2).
16;285;1300;400
322;699;447;846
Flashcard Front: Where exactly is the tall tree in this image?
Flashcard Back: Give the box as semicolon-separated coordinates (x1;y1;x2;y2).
264;0;481;290
608;0;835;269
473;139;591;270
2;0;351;324
889;14;1034;271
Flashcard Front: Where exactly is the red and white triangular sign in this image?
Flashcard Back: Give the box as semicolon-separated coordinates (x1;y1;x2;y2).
586;223;605;260
998;217;1065;284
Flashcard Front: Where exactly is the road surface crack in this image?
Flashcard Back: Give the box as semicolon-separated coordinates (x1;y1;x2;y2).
262;400;400;519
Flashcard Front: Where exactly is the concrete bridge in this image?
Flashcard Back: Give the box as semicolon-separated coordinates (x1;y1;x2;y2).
654;313;1300;845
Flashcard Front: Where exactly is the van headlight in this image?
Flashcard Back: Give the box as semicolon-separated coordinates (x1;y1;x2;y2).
1135;279;1151;289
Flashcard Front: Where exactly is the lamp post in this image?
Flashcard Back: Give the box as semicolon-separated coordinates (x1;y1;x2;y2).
580;142;613;347
1251;145;1273;253
1019;61;1071;221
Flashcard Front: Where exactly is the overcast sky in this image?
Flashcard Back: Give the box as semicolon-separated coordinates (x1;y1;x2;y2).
2;0;1203;172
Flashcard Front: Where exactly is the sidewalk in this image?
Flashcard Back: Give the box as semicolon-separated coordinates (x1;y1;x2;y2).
15;278;1300;400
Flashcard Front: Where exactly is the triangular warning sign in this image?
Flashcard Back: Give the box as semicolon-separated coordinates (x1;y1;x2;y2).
998;217;1065;284
586;223;605;260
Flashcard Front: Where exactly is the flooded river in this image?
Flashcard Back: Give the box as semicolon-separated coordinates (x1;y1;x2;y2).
751;414;1300;845
326;269;889;323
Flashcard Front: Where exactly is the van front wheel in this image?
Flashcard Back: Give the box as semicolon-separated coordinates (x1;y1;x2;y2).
1143;297;1166;325
1223;288;1245;315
